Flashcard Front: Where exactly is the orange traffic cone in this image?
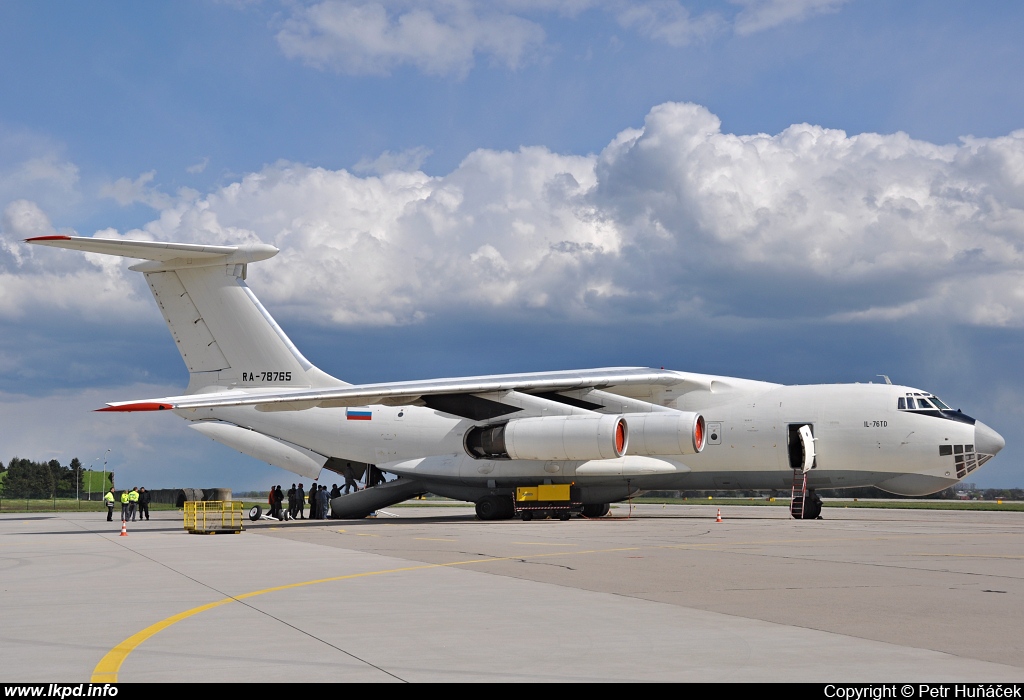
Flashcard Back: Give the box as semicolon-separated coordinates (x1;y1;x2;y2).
715;508;722;523
120;520;128;536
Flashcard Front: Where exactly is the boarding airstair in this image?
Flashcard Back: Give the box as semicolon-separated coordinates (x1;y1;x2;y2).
790;467;808;519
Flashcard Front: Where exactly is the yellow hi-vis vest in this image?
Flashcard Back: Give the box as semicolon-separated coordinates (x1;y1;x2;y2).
104;492;114;506
121;492;130;504
128;490;139;503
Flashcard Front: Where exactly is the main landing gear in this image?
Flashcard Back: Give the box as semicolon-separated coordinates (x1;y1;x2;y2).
581;503;611;518
475;495;515;521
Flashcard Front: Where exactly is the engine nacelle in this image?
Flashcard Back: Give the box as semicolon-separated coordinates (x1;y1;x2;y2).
465;414;628;461
623;412;705;456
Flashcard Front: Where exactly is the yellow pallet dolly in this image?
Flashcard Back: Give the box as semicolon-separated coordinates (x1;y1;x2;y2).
183;501;244;534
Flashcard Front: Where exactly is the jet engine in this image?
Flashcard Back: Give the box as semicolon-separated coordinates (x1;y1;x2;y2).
465;414;627;461
623;412;706;456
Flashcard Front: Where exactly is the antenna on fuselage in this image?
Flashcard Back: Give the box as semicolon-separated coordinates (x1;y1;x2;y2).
877;375;892;385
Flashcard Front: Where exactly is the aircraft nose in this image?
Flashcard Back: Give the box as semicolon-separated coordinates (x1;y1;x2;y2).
974;421;1005;456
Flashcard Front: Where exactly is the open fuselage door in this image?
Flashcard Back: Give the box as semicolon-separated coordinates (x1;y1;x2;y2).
788;423;819;519
787;423;817;472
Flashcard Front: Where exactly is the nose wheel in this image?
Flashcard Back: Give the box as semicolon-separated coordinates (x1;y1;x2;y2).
790;489;823;519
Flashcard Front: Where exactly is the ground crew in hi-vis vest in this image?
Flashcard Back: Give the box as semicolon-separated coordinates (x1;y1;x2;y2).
104;488;115;522
128;487;139;521
120;490;130;521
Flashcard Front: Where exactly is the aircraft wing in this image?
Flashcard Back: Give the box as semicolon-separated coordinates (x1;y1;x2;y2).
97;367;724;417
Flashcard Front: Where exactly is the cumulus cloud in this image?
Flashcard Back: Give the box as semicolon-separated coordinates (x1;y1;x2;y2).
60;102;1016;330
276;0;547;77
593;104;1024;325
118;146;610;325
6;102;1024;329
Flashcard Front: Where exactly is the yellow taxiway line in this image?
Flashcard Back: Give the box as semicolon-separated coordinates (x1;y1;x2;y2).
91;546;638;682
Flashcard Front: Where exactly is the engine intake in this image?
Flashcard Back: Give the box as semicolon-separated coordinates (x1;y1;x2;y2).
465;415;628;461
624;412;705;456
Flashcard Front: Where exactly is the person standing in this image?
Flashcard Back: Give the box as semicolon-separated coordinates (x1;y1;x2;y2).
287;484;297;519
138;487;150;521
295;483;305;519
104;487;116;522
343;466;359;494
309;482;319;519
330;483;341;500
267;486;276;519
128;487;139;521
274;485;284;520
317;485;329;520
120;489;130;521
366;465;384;488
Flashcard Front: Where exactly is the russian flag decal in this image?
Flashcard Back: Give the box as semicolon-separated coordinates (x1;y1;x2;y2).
346;408;372;421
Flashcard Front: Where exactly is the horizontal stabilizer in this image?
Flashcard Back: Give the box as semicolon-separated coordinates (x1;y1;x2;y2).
26;235;278;271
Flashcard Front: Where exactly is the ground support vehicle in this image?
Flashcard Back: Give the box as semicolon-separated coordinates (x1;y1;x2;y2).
514;485;583;521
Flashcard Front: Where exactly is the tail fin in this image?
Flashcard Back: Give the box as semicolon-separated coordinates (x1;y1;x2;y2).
27;236;345;393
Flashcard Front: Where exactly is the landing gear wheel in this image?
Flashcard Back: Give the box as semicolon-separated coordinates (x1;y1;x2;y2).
581;503;610;518
476;496;515;521
248;505;262;522
804;491;823;519
790;493;822;520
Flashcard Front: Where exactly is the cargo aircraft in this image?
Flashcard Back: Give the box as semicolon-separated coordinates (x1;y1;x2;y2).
27;236;1005;520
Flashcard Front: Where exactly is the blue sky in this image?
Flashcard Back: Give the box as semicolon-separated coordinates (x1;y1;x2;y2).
1;0;1023;490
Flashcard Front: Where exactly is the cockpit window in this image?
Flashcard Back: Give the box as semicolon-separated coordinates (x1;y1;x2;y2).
899;393;952;412
899;392;975;425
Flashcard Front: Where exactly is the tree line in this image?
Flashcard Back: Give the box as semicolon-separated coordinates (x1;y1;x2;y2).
0;457;112;499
